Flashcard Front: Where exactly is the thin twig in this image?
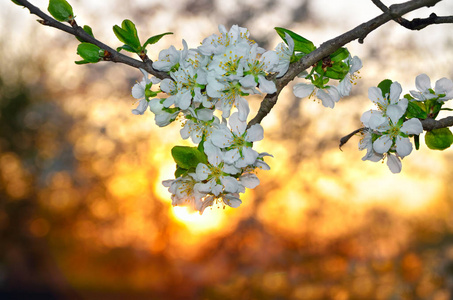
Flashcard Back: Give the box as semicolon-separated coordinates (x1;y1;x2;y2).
371;0;453;30
14;0;171;80
339;128;365;150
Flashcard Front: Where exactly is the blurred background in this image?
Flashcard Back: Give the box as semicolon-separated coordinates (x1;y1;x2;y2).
1;0;453;299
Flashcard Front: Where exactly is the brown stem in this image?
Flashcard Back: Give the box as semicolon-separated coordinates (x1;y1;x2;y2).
372;0;453;30
14;0;171;80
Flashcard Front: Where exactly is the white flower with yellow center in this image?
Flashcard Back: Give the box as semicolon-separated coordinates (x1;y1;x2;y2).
195;141;240;196
162;173;206;212
180;108;219;144
210;112;264;168
153;40;188;72
293;83;341;108
338;55;362;97
410;73;453;102
274;32;294;78
239;43;278;94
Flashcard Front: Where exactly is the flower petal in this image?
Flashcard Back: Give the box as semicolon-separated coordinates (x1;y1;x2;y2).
435;77;453;100
400;118;423;135
245;124;264;142
240;173;260;189
293;83;315;98
395;136;413;157
132;83;145;99
223;148;241;164
387;154;402;173
236;97;250;121
229;112;247;136
389;81;402;104
373;135;392;154
241;146;259;165
239;74;257;88
131;99;148;115
368;87;384;106
210;127;234;148
258;76;277;94
196;163;210;181
386;104;405;124
415;73;431;92
220;176;239;193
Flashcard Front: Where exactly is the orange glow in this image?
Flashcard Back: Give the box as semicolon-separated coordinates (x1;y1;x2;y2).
171;206;226;234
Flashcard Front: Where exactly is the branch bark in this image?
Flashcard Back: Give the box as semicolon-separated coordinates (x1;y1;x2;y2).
14;0;171;80
247;0;445;127
372;0;453;30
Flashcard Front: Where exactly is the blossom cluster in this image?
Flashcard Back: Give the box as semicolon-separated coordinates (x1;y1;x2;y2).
359;74;453;173
132;25;281;213
130;25;362;213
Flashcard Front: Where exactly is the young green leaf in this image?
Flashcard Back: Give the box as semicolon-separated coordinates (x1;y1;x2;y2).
406;101;428;119
76;43;101;63
171;146;208;169
143;32;173;48
425;128;453;150
330;48;349;62
48;0;74;22
175;166;189;178
428;101;443;118
117;45;137;53
74;60;90;65
377;79;393;97
11;0;24;6
414;134;420;150
274;27;316;54
112;19;141;52
325;62;349;80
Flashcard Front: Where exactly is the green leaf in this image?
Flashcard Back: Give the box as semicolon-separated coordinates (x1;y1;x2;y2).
143;32;173;48
11;0;24;6
117;45;137;53
274;27;316;54
377;79;393;97
112;19;141;52
48;0;74;22
330;48;349;62
428;101;443;118
76;43;101;63
76;25;94;42
171;146;208;169
414;134;420;150
325;62;349;80
175;166;188;178
404;93;414;101
406;101;428;119
425;128;453;150
74;60;90;65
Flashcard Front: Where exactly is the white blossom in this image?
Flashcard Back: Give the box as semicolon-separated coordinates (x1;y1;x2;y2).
293;83;341;108
273;32;294;78
338;56;362;97
410;73;453;102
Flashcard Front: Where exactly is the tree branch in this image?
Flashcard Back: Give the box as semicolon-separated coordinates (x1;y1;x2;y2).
421;116;453;131
248;0;446;127
372;0;453;30
14;0;171;80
